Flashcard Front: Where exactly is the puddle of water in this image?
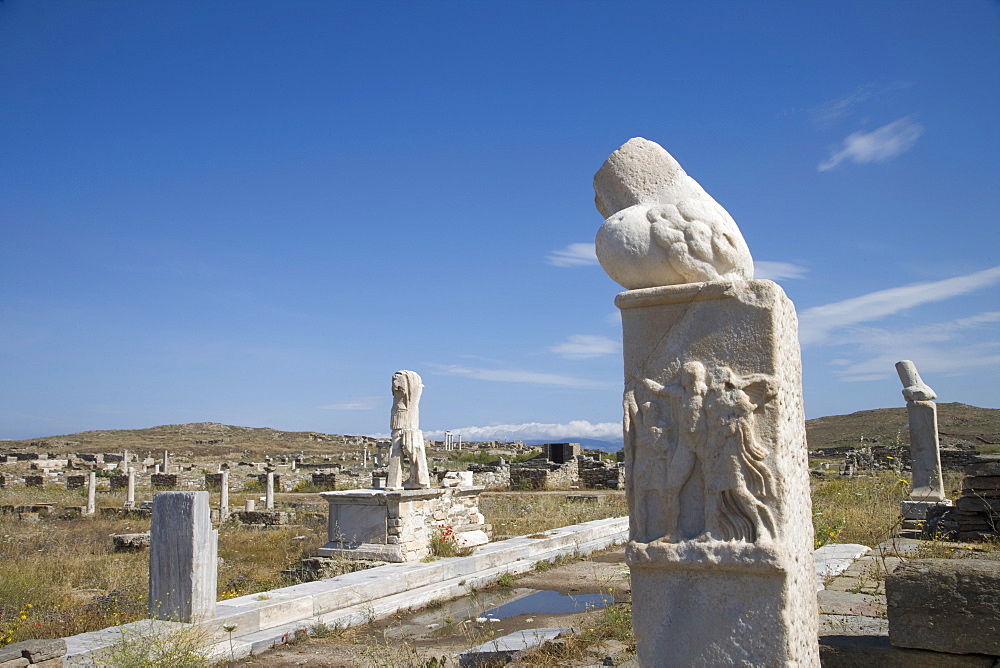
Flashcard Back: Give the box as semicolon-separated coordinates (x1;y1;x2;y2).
481;589;614;620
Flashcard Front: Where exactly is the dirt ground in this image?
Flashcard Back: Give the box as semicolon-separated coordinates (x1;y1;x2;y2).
231;546;631;667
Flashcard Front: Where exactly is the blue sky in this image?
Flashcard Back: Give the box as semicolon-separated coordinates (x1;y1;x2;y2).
2;1;998;442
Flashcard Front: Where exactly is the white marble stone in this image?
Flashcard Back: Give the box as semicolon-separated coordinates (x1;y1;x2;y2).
619;281;819;666
597;138;817;667
85;471;96;515
125;468;136;509
265;471;275;509
594;138;753;290
814;543;871;590
441;470;474;487
387;370;430;489
149;491;218;622
220;469;229;517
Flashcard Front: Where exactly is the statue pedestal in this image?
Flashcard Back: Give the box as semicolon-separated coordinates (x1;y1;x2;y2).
619;281;819;667
317;486;490;562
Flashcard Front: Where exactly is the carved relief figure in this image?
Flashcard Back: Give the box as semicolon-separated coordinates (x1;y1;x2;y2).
702;368;777;542
386;370;430;490
629;362;778;544
624;382;673;542
640;361;709;541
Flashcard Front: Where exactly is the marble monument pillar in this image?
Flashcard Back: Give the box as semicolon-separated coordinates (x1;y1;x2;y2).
895;360;951;531
596;138;818;666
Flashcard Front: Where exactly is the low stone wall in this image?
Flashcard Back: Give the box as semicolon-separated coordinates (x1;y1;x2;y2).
509;459;578;490
930;456;1000;541
467;463;510;489
109;474;128;491
816;442;982;474
0;639;66;666
150;473;179;489
578;458;625;490
65;474;87;489
311;473;337;490
204;473;225;490
234;510;294;526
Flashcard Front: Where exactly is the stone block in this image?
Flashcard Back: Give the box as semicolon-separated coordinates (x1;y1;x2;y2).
460;627;578;667
149;491;218;622
112;532;150;551
15;639;65;663
964;457;1000;476
887;558;1000;655
820;635;995;668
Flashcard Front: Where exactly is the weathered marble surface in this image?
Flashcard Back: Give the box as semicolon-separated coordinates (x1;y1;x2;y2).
895;360;946;502
596;138;818;666
620;281;819;666
888;558;1000;656
387;370;430;490
594;138;753;290
149;491;218;622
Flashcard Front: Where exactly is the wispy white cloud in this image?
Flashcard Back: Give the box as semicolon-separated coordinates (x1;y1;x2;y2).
549;334;620;359
826;312;1000;382
428;363;604;388
818;116;924;171
754;261;807;281
548;243;598;267
423;420;622;442
799;266;1000;346
812;82;909;126
318;396;382;411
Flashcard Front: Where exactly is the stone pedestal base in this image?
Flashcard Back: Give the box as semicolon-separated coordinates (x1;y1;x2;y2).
633;561;805;665
318;487;490;562
900;499;953;531
618;281;819;667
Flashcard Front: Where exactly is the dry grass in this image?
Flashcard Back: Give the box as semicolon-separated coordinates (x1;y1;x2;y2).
0;486;327;645
479;493;628;538
811;470;967;548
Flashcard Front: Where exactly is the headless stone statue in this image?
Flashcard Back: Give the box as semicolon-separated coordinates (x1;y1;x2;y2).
386;370;430;490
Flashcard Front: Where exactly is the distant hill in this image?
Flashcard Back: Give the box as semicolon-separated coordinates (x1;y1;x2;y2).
805;403;1000;452
0;422;374;458
3;403;997;458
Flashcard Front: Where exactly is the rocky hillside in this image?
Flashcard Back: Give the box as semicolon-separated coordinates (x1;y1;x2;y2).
805;403;1000;452
3;402;998;458
0;422;376;458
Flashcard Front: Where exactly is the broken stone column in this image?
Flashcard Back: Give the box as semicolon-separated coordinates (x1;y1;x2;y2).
162;449;169;472
125;468;136;509
85;472;96;515
149;491;217;622
895;360;951;530
595;138;818;666
244;499;255;512
895;360;946;500
219;470;229;518
265;471;275;509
